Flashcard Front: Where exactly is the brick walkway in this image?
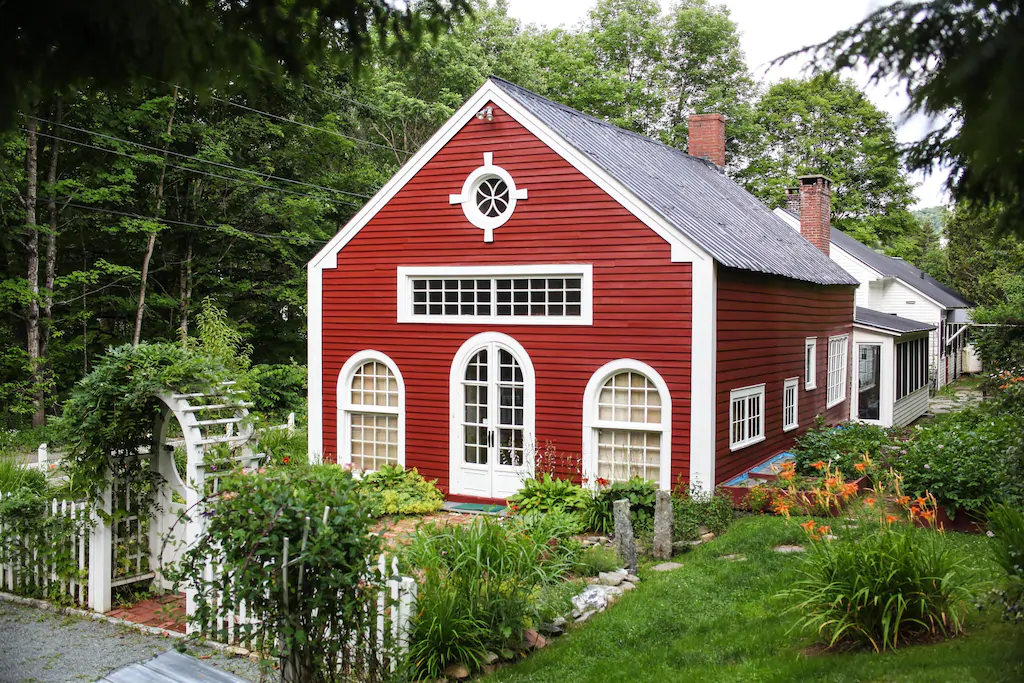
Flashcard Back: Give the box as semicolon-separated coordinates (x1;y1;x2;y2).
372;510;478;545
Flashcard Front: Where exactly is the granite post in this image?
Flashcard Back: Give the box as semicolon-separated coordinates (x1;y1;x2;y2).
613;498;638;574
653;490;673;560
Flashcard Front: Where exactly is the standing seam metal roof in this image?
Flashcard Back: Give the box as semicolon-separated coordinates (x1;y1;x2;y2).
491;77;858;287
854;307;937;334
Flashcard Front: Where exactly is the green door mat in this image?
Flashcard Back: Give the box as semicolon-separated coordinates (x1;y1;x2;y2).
446;503;507;514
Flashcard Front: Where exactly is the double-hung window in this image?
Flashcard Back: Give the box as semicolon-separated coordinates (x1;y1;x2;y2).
826;335;849;408
804;337;817;390
730;384;765;450
782;378;799;432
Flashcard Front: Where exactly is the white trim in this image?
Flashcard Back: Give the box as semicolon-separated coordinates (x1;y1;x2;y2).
336;350;406;470
448;152;528;242
396;264;594;325
729;383;766;451
804;337;817;391
688;259;716;493
782;377;799;432
582;359;673;491
307;266;324;463
826;334;849;409
448;332;536;497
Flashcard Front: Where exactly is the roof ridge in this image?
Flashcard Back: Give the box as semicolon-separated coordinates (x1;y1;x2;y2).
487;75;722;173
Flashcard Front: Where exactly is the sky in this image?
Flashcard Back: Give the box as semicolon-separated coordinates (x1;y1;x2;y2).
504;0;948;210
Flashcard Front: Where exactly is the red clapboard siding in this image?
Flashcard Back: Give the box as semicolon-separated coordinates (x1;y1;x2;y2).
715;267;854;484
321;103;693;492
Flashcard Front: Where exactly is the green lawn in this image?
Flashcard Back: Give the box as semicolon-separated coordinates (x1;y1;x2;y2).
487;515;1024;683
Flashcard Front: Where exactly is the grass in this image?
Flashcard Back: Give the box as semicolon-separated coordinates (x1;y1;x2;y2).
486;515;1024;683
933;374;986;398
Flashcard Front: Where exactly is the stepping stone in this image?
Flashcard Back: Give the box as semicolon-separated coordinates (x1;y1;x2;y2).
650;562;684;571
773;545;806;554
720;553;747;561
598;571;624;586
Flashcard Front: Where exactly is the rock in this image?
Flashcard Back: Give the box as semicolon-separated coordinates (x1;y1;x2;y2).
620;581;636;592
824;534;838;541
482;664;498;675
541;623;565;636
484;651;500;665
720;553;746;562
571;585;609;614
697;525;709;536
524;628;547;649
443;662;470;679
650;561;684;572
586;576;600;585
626;574;640;583
603;585;624;597
575;611;593;624
587;536;602;543
551;616;566;628
613;499;638;574
700;531;715;542
598;571;624;586
652;490;673;560
773;544;806;554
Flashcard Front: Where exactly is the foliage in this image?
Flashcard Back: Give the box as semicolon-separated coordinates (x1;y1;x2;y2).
987;503;1024;624
789;1;1024;239
0;455;48;495
507;474;589;517
792;417;899;479
737;74;917;247
359;464;444;517
255;427;308;469
671;485;733;540
781;518;971;652
770;460;864;518
583;477;657;534
173;464;385;682
403;515;578;678
247;362;307;422
576;545;621;576
898;402;1024;514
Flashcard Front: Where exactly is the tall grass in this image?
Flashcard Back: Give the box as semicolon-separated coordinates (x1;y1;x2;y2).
0;455;47;495
781;522;970;651
988;503;1024;623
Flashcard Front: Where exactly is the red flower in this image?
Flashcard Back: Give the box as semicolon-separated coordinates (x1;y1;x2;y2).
282;457;290;464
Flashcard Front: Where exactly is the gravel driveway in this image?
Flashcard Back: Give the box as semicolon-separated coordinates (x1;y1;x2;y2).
0;600;264;683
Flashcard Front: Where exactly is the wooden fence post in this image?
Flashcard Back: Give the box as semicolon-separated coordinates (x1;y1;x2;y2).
88;473;113;613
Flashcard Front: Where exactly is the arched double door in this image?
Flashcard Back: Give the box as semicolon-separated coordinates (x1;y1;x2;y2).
448;332;535;498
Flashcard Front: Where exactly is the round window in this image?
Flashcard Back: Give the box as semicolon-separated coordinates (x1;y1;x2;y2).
474;176;511;219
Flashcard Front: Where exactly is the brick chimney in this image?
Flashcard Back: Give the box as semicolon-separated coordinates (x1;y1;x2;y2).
784;187;801;217
688;113;726;167
797;175;831;255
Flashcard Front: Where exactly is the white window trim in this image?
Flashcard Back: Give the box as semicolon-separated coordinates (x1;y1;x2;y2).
447;152;528;242
729;383;766;451
826;334;849;409
337;350;406;470
397;264;594;325
582;359;672;491
782;377;799;432
804;337;817;391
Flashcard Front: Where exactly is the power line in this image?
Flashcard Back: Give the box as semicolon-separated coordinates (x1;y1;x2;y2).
52;198;328;246
34;116;373;201
30;129;362;209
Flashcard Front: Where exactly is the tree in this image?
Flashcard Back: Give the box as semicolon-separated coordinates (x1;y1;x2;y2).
737;75;917;247
790;0;1024;238
0;0;471;128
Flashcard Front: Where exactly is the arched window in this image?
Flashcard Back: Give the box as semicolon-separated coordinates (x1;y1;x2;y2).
338;351;405;471
583;360;672;490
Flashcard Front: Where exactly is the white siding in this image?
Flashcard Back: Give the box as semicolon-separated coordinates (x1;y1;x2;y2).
893;385;929;427
831;246;877;308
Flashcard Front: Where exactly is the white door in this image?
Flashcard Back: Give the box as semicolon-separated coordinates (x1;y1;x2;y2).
451;339;533;498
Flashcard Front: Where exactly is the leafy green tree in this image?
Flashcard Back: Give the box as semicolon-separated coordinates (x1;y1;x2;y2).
737;75;917;247
0;0;472;128
791;0;1024;238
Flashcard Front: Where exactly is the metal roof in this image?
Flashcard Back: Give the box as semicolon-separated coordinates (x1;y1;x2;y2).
855;307;936;335
96;650;251;683
491;78;858;287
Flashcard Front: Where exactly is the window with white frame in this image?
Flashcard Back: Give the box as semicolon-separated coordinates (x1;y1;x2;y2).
397;265;593;324
826;335;849;408
782;378;799;432
804;337;817;390
585;362;670;487
896;336;929;399
730;384;765;450
340;353;403;472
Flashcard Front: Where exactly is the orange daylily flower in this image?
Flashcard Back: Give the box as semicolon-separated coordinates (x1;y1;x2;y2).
801;520;816;533
897;495;911;506
780;469;795;481
886;514;898;524
854;462;867;472
818;525;831;535
865;497;876;507
811;460;826;471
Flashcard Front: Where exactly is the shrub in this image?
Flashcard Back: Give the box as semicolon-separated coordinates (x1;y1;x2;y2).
403;516;576;678
988;503;1024;624
247;362;307;423
506;474;589;517
793;418;900;479
359;464;444;517
577;545;620;576
255;427;308;469
672;486;734;540
898;406;1024;514
781;521;970;651
0;455;47;495
583;477;657;534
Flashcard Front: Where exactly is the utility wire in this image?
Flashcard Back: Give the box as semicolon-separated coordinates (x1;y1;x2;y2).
30;129;362;209
34;116;373;201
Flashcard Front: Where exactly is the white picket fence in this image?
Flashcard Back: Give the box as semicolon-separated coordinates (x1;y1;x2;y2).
0;493;91;606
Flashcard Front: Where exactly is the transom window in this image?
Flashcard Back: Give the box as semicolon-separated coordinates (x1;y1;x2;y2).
339;353;404;472
595;371;664;483
782;378;798;432
827;335;849;408
398;265;593;325
475;177;510;218
730;384;765;450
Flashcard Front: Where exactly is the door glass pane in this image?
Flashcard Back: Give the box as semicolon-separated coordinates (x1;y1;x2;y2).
858;345;881;421
496;348;524;468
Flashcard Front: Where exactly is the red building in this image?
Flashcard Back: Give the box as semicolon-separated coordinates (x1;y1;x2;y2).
307;78;856;502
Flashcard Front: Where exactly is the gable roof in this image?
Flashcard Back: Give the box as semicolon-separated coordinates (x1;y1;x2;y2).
855;307;936;335
778;207;973;309
491;78;857;287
